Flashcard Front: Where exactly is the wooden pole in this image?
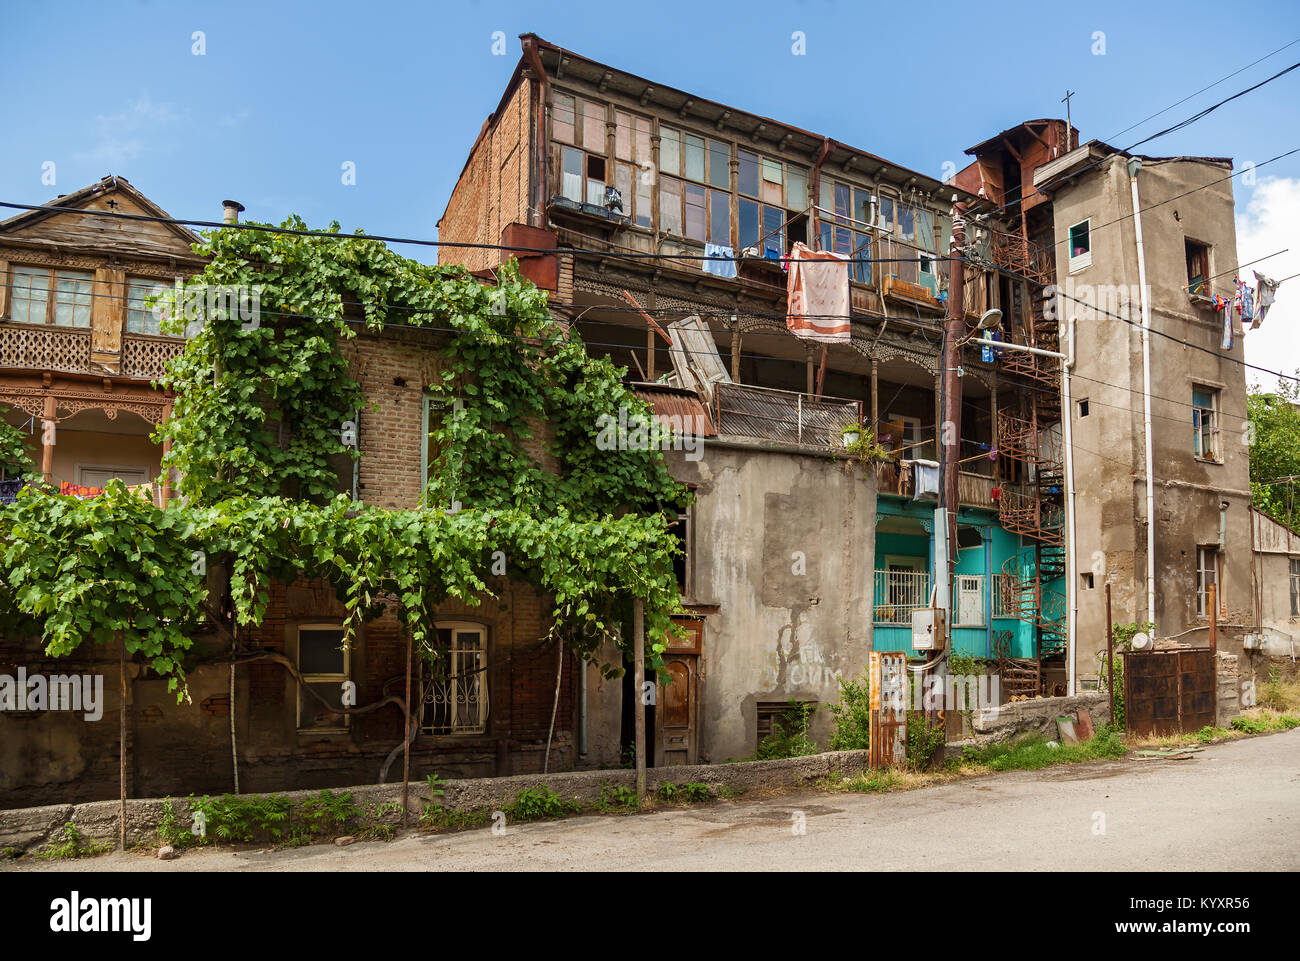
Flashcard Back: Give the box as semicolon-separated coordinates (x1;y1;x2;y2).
402;630;412;828
119;641;126;849
633;599;646;799
1105;582;1114;726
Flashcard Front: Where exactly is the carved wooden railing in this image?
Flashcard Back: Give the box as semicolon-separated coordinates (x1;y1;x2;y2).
121;334;184;381
0;322;91;374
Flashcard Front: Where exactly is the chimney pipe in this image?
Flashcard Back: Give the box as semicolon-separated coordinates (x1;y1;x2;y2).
222;200;245;224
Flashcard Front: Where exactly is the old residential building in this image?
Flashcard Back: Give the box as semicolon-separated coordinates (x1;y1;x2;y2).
439;36;1074;763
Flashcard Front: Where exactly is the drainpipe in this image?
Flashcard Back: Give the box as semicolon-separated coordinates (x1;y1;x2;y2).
579;656;588;759
1063;315;1078;694
1128;157;1157;632
521;37;549;229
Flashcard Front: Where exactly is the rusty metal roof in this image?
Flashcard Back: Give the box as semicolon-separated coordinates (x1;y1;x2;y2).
631;382;716;436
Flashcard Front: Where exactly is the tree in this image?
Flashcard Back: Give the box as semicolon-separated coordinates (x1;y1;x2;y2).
1248;373;1300;530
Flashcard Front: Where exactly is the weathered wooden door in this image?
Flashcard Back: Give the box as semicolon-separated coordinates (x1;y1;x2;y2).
656;618;702;766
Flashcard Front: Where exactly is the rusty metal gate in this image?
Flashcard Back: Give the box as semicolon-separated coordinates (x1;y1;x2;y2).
1123;648;1216;736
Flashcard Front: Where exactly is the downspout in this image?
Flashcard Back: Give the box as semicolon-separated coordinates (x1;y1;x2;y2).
522;37;549;229
1063;315;1078;694
1128;158;1157;631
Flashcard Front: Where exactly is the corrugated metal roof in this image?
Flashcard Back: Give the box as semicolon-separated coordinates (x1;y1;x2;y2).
631;383;716;436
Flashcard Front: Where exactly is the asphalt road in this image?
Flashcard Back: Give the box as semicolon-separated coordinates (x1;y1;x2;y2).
14;729;1300;871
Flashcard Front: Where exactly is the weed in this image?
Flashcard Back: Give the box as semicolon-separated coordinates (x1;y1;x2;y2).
595;783;640;812
906;711;947;771
421;806;492;831
848;770;902;793
34;823;112;861
157;797;196;848
828;672;871;751
188;793;293;844
297;789;361;834
507;785;579;822
714;785;743;800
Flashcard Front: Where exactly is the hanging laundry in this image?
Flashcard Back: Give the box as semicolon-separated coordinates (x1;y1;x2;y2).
785;241;851;343
0;478;25;504
1253;271;1281;329
58;481;104;499
702;243;737;279
1234;278;1255;325
980;330;1004;364
909;459;940;501
1212;294;1233;350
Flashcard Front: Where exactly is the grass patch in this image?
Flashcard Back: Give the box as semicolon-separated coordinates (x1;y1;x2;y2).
505;785;580;822
958;727;1128;771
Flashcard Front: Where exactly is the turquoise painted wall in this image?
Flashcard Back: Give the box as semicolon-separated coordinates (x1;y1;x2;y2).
872;496;1050;659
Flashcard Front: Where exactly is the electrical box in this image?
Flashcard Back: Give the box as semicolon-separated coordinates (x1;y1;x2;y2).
911;608;946;651
1242;633;1262;652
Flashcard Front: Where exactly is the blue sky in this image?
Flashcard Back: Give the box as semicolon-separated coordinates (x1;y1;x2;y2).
3;0;1299;378
2;0;1296;246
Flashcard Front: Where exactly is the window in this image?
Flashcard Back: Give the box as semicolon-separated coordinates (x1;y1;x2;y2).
668;503;691;596
420;622;489;735
817;177;872;283
1077;398;1090;418
756;700;815;749
9;266;50;324
1192;387;1220;461
53;271;93;327
422;395;462;510
658;126;731;249
1290;558;1300;617
8;266;91;326
297;624;349;731
126;278;165;334
1081;571;1095;590
1196;547;1221;617
553;96;608;208
1068;220;1091;272
1186;239;1211;297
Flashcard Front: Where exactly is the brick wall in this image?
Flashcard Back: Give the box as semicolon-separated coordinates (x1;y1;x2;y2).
438;78;533;273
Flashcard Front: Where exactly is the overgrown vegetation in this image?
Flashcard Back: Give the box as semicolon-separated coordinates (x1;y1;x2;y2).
754;699;819;759
905;711;947;771
958;728;1127;770
506;785;579;822
828;671;871;751
34;822;112;861
1261;665;1300;713
0;222;694;697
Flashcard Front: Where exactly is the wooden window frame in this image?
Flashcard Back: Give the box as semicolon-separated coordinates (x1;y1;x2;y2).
1185;238;1211;298
1068;219;1092;273
8;265;93;328
296;623;351;733
1195;546;1222;617
1192;385;1221;463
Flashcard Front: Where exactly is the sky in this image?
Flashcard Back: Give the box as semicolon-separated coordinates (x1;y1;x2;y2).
3;0;1299;385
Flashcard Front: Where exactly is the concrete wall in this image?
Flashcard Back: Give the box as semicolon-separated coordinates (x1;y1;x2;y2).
1053;153;1254;682
620;441;876;764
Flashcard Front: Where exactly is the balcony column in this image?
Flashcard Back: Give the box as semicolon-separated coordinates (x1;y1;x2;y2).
160;401;173;506
805;347;814;396
870;359;878;435
40;395;55;482
730;321;741;383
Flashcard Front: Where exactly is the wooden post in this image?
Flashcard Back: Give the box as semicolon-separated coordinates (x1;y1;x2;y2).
119;641;127;849
633;599;646;799
402;630;413;828
40;395;55;482
1105;581;1114;727
730;322;741;383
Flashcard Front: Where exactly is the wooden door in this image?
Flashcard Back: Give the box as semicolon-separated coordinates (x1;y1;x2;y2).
656;618;702;766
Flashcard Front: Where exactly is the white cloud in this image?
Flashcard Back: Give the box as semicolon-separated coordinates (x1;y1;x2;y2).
73;95;182;169
1237;176;1300;392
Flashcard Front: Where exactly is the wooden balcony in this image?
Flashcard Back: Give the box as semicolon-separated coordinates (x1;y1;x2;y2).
0;321;182;381
874;460;997;509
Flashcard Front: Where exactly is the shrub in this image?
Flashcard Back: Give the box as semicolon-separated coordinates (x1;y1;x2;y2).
755;700;819;760
35;823;111;860
828;672;871;751
905;711;946;771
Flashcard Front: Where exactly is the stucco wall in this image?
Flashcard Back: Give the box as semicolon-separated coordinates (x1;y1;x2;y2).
1052;153;1253;682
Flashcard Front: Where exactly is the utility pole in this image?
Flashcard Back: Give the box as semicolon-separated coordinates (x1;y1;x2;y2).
939;200;968;639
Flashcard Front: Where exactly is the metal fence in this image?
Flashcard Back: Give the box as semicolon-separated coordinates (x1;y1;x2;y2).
713;382;861;448
873;569;931;624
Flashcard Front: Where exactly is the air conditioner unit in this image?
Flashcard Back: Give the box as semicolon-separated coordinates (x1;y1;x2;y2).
912;608;946;651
